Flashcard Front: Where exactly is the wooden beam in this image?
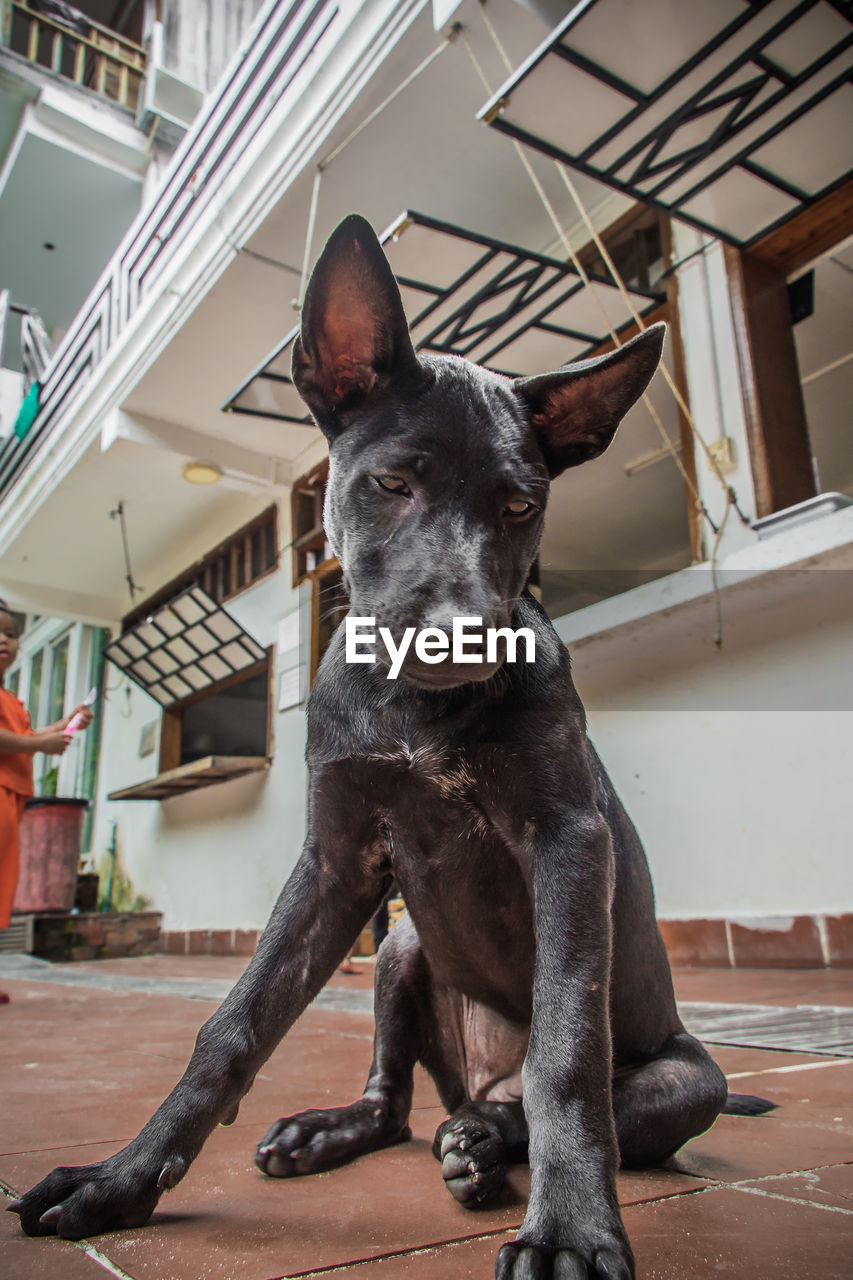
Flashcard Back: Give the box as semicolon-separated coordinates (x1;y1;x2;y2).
660;216;704;564
725;245;816;519
750;177;853;277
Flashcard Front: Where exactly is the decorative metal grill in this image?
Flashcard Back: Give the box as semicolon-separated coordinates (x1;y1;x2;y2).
681;1001;853;1056
478;0;853;248
104;586;267;707
223;209;664;423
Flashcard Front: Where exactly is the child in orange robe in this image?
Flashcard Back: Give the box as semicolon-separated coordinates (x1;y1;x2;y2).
0;602;93;999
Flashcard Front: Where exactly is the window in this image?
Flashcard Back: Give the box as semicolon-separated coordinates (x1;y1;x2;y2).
106;513;277;801
290;462;350;684
27;649;43;723
311;562;348;685
121;506;278;633
291;461;335;585
156;660;272;773
47;633;69;725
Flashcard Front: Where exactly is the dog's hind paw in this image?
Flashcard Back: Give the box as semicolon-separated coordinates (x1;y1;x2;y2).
255;1101;410;1177
435;1115;507;1207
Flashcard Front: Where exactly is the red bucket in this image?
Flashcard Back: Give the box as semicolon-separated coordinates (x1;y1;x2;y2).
14;798;89;914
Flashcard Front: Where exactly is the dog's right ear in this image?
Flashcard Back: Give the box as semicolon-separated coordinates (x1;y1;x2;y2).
292;214;420;434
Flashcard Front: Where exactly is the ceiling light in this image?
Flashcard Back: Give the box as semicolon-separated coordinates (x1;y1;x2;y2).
182;461;222;485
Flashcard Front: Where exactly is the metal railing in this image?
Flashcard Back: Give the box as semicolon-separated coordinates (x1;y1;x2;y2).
0;0;339;504
0;291;51;386
6;0;147;110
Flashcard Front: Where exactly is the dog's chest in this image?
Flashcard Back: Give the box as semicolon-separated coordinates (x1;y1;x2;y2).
365;729;479;803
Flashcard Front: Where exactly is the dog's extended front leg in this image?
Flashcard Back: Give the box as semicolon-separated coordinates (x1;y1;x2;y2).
9;836;384;1240
497;811;632;1280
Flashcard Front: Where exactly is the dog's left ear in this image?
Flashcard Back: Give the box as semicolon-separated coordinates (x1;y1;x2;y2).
515;323;665;477
293;214;420;433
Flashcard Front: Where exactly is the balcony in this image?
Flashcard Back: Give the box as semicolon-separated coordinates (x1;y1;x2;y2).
3;0;147;111
0;0;347;512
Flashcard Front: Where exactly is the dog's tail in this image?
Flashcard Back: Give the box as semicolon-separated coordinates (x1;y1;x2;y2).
723;1092;777;1116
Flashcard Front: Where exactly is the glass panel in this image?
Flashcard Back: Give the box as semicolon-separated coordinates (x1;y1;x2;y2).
191;587;214;613
150;648;179;675
121;634;146;659
182;664;211;690
179;671;269;765
47;634;69;724
153;606;182;637
7;669;19;698
171;595;205;625
199;654;230;682
205;613;239;642
27;649;43;721
137;622;166;649
130;659;159;685
165;636;195;664
221;641;254;670
184;624;217;655
164;674;193;699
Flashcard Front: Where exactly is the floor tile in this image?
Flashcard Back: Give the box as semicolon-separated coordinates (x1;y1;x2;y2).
0;1207;117;1280
742;1162;853;1212
3;959;851;1280
672;967;853;1008
669;1103;853;1184
3;1112;527;1280
624;1183;853;1279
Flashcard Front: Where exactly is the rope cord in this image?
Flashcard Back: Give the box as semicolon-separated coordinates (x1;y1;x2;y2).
555;163;750;527
462;19;717;534
471;0;758;529
474;2;745;644
317;34;456;171
290;31;458;314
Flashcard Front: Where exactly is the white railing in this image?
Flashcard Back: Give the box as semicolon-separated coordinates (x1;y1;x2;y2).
0;0;339;503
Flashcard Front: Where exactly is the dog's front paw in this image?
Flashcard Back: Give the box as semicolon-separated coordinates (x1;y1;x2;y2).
256;1101;410;1177
434;1115;507;1207
7;1152;168;1240
496;1238;633;1279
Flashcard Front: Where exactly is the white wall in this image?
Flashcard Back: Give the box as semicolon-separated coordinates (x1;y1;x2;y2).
569;565;853;920
89;497;314;930
161;0;266;91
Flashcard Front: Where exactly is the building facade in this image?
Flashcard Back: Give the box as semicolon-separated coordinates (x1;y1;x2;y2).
1;0;850;964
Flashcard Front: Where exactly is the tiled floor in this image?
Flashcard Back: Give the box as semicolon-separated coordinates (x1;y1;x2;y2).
1;956;851;1279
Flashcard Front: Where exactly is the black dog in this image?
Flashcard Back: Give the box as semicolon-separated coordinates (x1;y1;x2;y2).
11;217;761;1277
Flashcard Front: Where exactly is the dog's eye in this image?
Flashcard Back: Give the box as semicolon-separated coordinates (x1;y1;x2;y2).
504;500;537;519
373;475;412;497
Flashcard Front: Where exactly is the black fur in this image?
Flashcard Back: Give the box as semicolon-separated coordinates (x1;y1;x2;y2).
10;216;760;1278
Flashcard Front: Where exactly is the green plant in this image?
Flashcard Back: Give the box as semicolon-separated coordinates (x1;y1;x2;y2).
39;766;58;797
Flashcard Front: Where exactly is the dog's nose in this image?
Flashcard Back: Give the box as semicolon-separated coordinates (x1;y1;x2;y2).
424;605;511;649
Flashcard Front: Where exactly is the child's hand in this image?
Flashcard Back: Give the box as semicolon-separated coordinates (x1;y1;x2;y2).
38;729;70;756
63;705;94;731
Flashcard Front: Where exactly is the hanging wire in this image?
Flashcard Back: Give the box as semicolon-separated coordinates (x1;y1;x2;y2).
298;168;324;310
473;0;747;527
470;4;753;646
555;163;750;527
460;22;717;536
109;501;141;606
317;32;458;172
